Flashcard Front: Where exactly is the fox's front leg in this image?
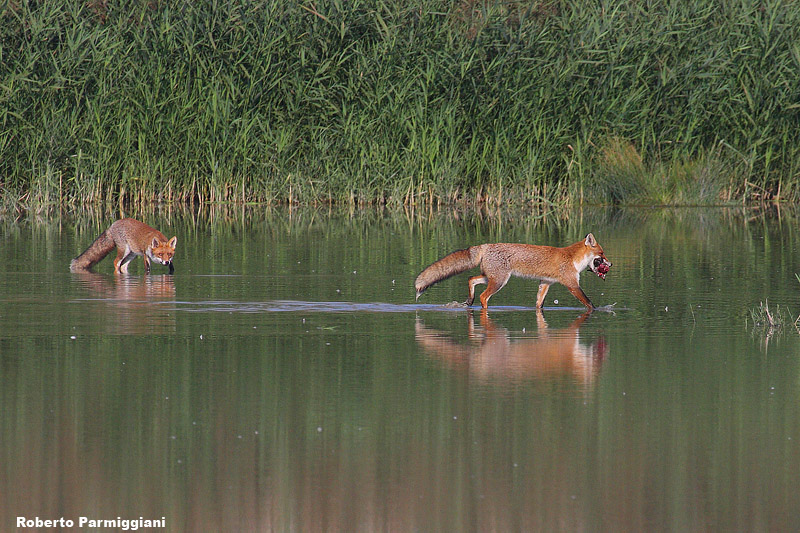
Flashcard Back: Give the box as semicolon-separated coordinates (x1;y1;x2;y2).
536;282;552;308
567;285;595;311
465;275;487;306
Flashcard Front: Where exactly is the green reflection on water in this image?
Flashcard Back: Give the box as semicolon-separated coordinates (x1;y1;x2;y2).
1;206;800;531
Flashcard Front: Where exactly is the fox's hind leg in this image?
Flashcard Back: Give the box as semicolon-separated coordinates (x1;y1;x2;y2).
114;247;136;274
478;273;511;309
465;275;487;306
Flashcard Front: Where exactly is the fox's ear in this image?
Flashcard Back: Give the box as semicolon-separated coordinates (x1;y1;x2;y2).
152;237;160;248
584;233;596;247
168;236;177;249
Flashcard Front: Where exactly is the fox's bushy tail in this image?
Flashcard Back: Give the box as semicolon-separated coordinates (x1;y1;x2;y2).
415;246;483;299
70;230;115;272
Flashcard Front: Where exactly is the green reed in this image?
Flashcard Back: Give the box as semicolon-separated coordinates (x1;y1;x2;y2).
2;0;799;208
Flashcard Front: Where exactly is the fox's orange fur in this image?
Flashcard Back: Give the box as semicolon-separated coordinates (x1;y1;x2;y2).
415;233;611;310
70;218;177;274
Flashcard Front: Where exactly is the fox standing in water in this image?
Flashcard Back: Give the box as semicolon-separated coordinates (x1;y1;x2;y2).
70;218;177;274
415;233;611;311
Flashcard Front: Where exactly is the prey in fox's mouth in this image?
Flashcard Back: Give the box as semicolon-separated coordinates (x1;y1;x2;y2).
592;257;611;279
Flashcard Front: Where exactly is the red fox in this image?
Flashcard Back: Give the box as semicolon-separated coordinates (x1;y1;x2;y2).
70;218;177;274
415;233;611;310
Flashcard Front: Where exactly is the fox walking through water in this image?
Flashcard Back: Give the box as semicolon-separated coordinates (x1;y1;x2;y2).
415;233;611;311
70;218;177;274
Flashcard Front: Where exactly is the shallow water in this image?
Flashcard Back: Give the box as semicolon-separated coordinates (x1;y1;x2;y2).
2;206;800;530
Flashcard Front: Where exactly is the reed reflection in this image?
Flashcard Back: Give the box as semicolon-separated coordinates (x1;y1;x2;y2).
416;310;607;388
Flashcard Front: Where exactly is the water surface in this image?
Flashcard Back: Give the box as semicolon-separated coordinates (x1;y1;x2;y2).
2;207;799;531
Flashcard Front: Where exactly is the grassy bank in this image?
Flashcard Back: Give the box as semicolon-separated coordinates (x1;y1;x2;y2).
2;0;799;209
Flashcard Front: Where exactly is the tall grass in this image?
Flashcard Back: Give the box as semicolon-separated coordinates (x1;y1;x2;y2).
1;0;799;208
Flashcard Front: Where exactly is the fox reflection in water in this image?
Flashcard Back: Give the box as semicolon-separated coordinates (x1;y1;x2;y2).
415;310;607;387
71;272;176;334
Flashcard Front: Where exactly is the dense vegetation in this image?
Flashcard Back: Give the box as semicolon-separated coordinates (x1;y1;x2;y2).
2;0;799;208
